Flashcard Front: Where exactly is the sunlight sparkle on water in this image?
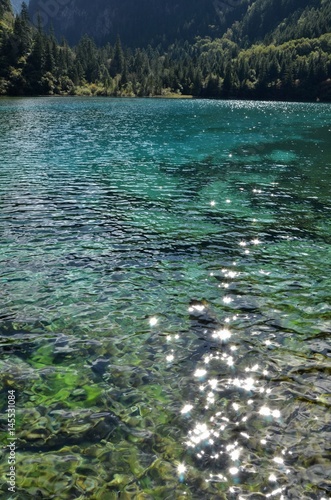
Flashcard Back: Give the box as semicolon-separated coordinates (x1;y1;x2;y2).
245;364;259;372
226;356;234;367
177;463;187;475
231;376;255;391
266;488;286;498
187;423;211;446
181;404;194;414
206;391;215;404
259;269;271;275
230;448;241;461
188;304;205;313
259;407;281;418
209;378;218;389
212;328;232;341
149;317;158;326
227;270;238;278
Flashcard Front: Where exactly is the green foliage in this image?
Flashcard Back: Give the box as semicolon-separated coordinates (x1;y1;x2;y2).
110;35;125;77
0;1;330;100
0;0;12;19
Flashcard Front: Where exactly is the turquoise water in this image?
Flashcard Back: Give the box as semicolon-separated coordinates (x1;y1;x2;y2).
0;97;330;499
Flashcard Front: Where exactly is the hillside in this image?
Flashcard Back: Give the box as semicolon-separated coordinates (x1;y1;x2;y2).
27;0;331;48
11;0;26;14
0;0;13;40
0;0;12;18
1;0;330;100
28;0;226;47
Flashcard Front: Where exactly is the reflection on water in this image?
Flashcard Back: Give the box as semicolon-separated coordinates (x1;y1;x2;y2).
0;98;330;498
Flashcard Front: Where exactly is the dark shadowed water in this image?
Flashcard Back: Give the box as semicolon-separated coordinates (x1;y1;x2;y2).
0;97;330;499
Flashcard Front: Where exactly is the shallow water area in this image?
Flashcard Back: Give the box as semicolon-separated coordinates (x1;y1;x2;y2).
0;97;330;499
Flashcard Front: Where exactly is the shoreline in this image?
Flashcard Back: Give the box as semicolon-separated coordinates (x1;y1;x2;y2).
0;94;328;104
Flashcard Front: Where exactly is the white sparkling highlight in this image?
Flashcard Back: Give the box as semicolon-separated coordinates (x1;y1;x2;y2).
209;379;218;389
181;404;193;414
188;304;205;313
212;328;232;341
177;463;187;475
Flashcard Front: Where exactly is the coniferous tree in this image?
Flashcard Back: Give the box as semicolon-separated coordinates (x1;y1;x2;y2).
24;16;45;93
0;0;330;100
110;35;124;77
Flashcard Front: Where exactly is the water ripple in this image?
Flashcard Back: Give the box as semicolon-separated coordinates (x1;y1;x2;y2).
0;98;330;498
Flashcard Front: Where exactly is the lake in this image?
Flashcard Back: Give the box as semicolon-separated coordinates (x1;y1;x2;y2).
0;97;330;499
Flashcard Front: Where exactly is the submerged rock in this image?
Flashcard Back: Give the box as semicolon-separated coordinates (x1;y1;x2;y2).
188;299;220;335
91;357;110;376
186;300;222;361
18;408;120;451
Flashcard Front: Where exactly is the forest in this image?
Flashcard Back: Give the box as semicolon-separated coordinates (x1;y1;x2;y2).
0;0;330;100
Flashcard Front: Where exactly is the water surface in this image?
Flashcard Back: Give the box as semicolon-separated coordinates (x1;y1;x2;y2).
0;97;330;499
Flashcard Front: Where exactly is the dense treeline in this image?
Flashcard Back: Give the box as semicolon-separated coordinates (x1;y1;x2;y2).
0;2;330;100
229;0;331;46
